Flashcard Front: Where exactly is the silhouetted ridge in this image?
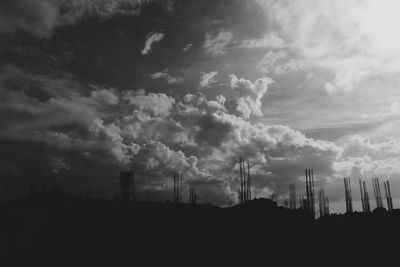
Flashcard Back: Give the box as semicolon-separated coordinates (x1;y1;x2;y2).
0;193;400;266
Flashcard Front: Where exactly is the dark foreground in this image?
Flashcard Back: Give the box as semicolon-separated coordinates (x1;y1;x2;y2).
0;191;399;266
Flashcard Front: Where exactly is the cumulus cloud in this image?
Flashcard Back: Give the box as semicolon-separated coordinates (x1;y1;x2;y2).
324;69;369;94
216;95;226;105
138;140;204;177
123;90;175;116
326;135;400;203
89;118;141;163
229;74;273;118
238;32;286;49
203;31;233;56
206;95;226;111
258;50;305;74
200;71;218;89
90;88;119;106
141;32;165;55
194;113;233;147
200;111;341;197
149;72;184;84
121;110;189;145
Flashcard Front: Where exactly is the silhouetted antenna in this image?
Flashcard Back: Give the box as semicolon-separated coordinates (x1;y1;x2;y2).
180;173;183;203
226;195;233;207
243;158;247;202
359;180;370;212
284;199;289;209
270;193;278;203
305;168;315;217
383;180;393;211
324;196;329;215
318;188;329;217
239;157;243;204
189;185;198;204
289;183;296;209
363;181;370;212
173;172;176;202
372;178;383;209
311;169;315;216
344;177;353;213
299;196;304;209
247;161;251;201
172;171;183;203
359;180;365;212
120;170;134;202
238;157;251;204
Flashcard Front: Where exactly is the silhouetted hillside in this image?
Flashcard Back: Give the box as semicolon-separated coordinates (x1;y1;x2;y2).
1;191;399;266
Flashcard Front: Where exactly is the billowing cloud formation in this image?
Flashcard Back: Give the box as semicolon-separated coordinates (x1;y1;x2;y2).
123;90;175;116
137;140;204;177
3;60;400;206
229;74;273;118
203;31;233;56
90;87;119;106
334;135;400;176
141;32;165;55
200;71;218;89
0;62;343;204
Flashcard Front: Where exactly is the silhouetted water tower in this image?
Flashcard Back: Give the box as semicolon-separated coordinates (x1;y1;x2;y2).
120;170;134;201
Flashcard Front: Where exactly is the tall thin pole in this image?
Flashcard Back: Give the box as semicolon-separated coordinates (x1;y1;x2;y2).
239;157;243;204
305;169;309;211
311;169;315;214
247;161;251;201
359;180;365;212
173;172;176;202
180;172;183;203
363;181;370;212
387;180;393;211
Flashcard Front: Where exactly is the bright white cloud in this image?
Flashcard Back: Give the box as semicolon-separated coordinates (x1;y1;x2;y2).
230;74;273;118
90;88;119;106
258;50;304;74
203;31;233;56
239;32;286;49
333;135;400;179
123;90;175;116
149;72;184;84
256;0;400;93
200;71;218;89
141;32;165;55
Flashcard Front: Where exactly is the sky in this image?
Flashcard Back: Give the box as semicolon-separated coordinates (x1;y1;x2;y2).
1;0;400;213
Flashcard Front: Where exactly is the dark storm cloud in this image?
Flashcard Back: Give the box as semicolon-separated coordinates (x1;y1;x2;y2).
0;0;61;37
194;113;233;147
0;0;161;37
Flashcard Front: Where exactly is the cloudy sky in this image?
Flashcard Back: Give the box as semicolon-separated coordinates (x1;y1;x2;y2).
2;0;400;212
